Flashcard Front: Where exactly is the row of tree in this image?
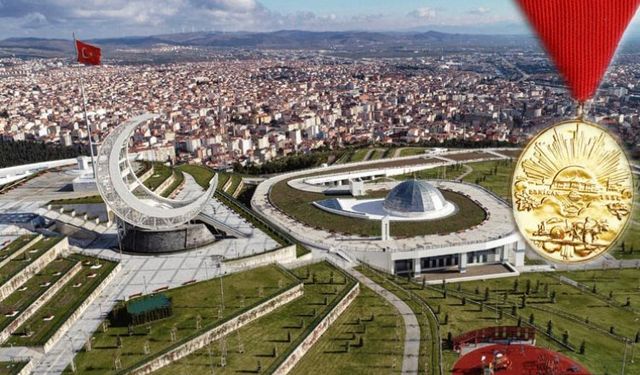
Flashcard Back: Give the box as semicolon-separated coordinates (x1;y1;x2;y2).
0;139;85;168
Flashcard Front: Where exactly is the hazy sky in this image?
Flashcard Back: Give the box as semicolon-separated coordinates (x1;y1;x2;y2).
0;0;638;39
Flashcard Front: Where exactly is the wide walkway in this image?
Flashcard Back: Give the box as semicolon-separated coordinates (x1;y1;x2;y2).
346;267;420;374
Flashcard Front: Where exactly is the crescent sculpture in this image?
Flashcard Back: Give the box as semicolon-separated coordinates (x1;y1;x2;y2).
94;113;217;231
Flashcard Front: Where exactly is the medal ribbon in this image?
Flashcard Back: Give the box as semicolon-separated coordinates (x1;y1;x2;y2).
516;0;640;102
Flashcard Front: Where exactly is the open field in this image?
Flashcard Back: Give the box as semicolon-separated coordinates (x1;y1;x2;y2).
0;257;76;332
64;265;298;374
0;236;64;285
154;262;359;374
270;175;486;237
0;235;37;262
0;362;28;375
360;266;640;374
5;256;117;347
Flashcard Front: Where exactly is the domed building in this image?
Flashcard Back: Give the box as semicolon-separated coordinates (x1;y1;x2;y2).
313;179;456;221
383;180;455;218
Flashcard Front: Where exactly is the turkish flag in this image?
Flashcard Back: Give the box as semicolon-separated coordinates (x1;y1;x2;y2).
75;40;101;65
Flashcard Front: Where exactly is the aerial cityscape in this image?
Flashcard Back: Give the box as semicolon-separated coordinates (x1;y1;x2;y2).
0;1;639;375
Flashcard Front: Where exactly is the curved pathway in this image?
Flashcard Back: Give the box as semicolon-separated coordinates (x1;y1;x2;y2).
347;267;420;374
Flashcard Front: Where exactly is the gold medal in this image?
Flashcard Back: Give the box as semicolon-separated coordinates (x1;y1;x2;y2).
512;119;634;263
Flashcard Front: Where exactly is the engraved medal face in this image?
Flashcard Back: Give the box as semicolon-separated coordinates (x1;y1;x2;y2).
512;120;634;263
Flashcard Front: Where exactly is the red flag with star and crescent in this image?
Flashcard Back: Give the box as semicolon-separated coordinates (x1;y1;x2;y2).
75;40;101;65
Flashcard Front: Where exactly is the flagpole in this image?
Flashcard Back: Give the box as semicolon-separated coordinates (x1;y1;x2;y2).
73;33;97;179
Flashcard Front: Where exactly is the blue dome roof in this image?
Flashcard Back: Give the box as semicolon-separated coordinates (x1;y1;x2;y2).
383;180;447;216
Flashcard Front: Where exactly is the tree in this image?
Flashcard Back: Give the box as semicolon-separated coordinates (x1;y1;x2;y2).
579;340;586;354
529;313;535;324
546;320;553;336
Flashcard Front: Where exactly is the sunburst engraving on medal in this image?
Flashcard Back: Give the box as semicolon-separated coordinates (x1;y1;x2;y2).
512;120;634;263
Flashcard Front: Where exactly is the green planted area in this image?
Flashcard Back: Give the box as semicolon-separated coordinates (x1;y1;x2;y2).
291;280;414;374
0;257;77;333
176;164;217;190
160;169;184;198
5;255;117;347
361;266;640;374
396;163;466;181
370;149;386;160
143;163;172;191
461;159;515;201
179;164;311;258
270;174;486;237
348;148;371;163
64;265;299;374
399;147;428;157
0;361;28;375
0;234;37;262
48;195;103;205
0;236;63;285
154;262;358;375
356;267;440;375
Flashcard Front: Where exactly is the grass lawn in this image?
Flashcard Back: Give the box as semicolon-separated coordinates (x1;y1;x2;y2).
143;163;172;191
370;149;386;160
399;147;428;157
0;362;28;375
5;255;117;347
361;268;640;374
462;159;515;201
160;170;184;198
0;257;77;332
0;236;64;285
176;164;218;190
64;265;299;374
225;175;242;196
0;234;37;262
396;164;466;181
450;271;640;374
352;266;438;374
154;262;359;375
291;283;407;375
177;163;312;258
349;149;371;163
48;195;104;205
446;151;489;162
270;175;486;237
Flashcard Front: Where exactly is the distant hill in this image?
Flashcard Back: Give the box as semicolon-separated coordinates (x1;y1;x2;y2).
0;30;533;59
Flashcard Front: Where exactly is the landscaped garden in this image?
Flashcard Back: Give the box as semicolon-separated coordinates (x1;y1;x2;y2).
461;159;515;200
291;276;419;374
0;236;64;285
143;162;173;191
5;255;117;347
359;265;640;375
399;147;428;157
63;264;299;374
270;173;486;237
0;234;37;262
0;257;77;333
0;361;28;375
154;262;359;375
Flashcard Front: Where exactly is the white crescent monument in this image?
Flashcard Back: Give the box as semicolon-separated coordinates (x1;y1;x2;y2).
94;113;217;231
